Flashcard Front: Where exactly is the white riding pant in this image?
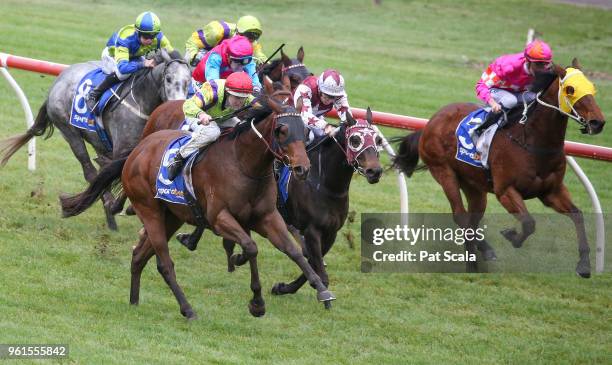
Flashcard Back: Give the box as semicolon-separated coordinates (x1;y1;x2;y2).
179;118;221;157
489;88;536;109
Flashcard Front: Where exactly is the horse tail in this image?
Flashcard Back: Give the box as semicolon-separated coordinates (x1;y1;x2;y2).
390;131;426;177
60;157;128;218
0;99;54;167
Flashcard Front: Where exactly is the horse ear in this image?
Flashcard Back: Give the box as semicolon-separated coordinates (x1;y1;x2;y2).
282;74;291;91
281;49;292;67
297;46;305;63
346;111;357;126
264;75;275;95
571;58;582;70
366;107;373;124
270;61;283;81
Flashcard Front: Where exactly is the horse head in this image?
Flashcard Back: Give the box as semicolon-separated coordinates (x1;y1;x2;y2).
150;49;191;101
264;87;310;180
280;47;312;92
534;59;605;135
340;107;383;183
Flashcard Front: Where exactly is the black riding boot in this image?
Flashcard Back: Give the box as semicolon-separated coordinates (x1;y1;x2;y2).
167;153;186;181
86;73;120;111
474;110;502;136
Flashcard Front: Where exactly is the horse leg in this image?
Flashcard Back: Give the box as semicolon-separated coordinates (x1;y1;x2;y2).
212;209;264;317
429;166;478;271
539;185;591;278
496;186;535;248
272;226;327;295
272;229;338;302
55;124;98;183
255;211;335;306
462;184;496;260
222;239;237;272
138;205;196;319
130;228;154;306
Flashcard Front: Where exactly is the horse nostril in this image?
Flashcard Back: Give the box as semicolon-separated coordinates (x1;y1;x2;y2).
293;165;309;179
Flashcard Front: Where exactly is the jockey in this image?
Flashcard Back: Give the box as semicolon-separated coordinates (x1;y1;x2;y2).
293;69;352;138
167;72;256;180
191;35;262;93
86;11;175;111
184;15;267;67
474;40;553;135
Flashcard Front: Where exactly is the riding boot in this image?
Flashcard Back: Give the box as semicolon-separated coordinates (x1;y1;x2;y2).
167;153;187;181
86;73;121;111
474;110;502;136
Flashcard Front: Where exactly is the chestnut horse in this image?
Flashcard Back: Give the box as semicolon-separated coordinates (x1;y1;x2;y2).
60;94;336;319
392;59;605;277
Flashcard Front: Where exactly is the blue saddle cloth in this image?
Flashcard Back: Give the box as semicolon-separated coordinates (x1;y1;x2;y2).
69;68;120;151
155;135;199;205
455;108;489;168
277;165;292;204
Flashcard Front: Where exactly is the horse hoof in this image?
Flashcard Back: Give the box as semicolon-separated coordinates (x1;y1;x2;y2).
576;261;591;279
271;283;286;295
182;308;198;320
125;205;136;216
500;228;522;248
324;300;332;310
227;264;235;273
317;290;336;302
248;300;266;317
176;233;197;251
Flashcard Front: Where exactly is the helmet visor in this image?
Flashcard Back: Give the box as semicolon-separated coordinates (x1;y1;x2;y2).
230;56;252;66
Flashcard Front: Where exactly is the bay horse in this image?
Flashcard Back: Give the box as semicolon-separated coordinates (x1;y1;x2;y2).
246;109;383;304
60;93;336;319
392;59;605;277
0;49;190;230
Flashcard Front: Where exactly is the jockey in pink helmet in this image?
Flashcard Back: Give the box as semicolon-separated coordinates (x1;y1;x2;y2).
474;40;553;135
192;35;261;92
293;69;352;138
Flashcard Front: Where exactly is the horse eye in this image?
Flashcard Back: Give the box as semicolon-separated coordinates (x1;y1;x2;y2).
375;135;383;146
166;76;172;83
350;135;362;147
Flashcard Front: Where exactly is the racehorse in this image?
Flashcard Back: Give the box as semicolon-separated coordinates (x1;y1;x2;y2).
0;49;190;230
258;47;312;92
237;108;383;304
60;91;336;319
391;59;605;277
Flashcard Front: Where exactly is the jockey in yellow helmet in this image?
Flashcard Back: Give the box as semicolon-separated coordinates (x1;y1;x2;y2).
184;15;267;67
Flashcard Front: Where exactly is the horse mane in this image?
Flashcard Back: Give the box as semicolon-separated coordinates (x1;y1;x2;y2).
530;68;558;94
259;59;282;76
224;97;274;140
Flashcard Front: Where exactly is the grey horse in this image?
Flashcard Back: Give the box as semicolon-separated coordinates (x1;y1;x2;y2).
0;49;191;230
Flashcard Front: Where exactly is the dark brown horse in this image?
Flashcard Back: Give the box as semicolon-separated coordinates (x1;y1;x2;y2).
60;93;336;319
257;109;383;304
258;47;312;92
392;59;605;277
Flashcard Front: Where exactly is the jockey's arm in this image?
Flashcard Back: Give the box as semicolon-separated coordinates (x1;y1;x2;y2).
204;53;222;81
333;94;352;123
294;89;327;130
252;41;267;66
114;46;144;75
183;88;215;126
185;30;204;64
243;62;262;90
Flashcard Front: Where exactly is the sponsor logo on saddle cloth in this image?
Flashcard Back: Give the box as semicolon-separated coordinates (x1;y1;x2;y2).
455;108;497;169
69;68;120;151
156;135;199;205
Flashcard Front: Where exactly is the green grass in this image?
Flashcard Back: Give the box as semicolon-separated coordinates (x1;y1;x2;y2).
1;0;611;364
